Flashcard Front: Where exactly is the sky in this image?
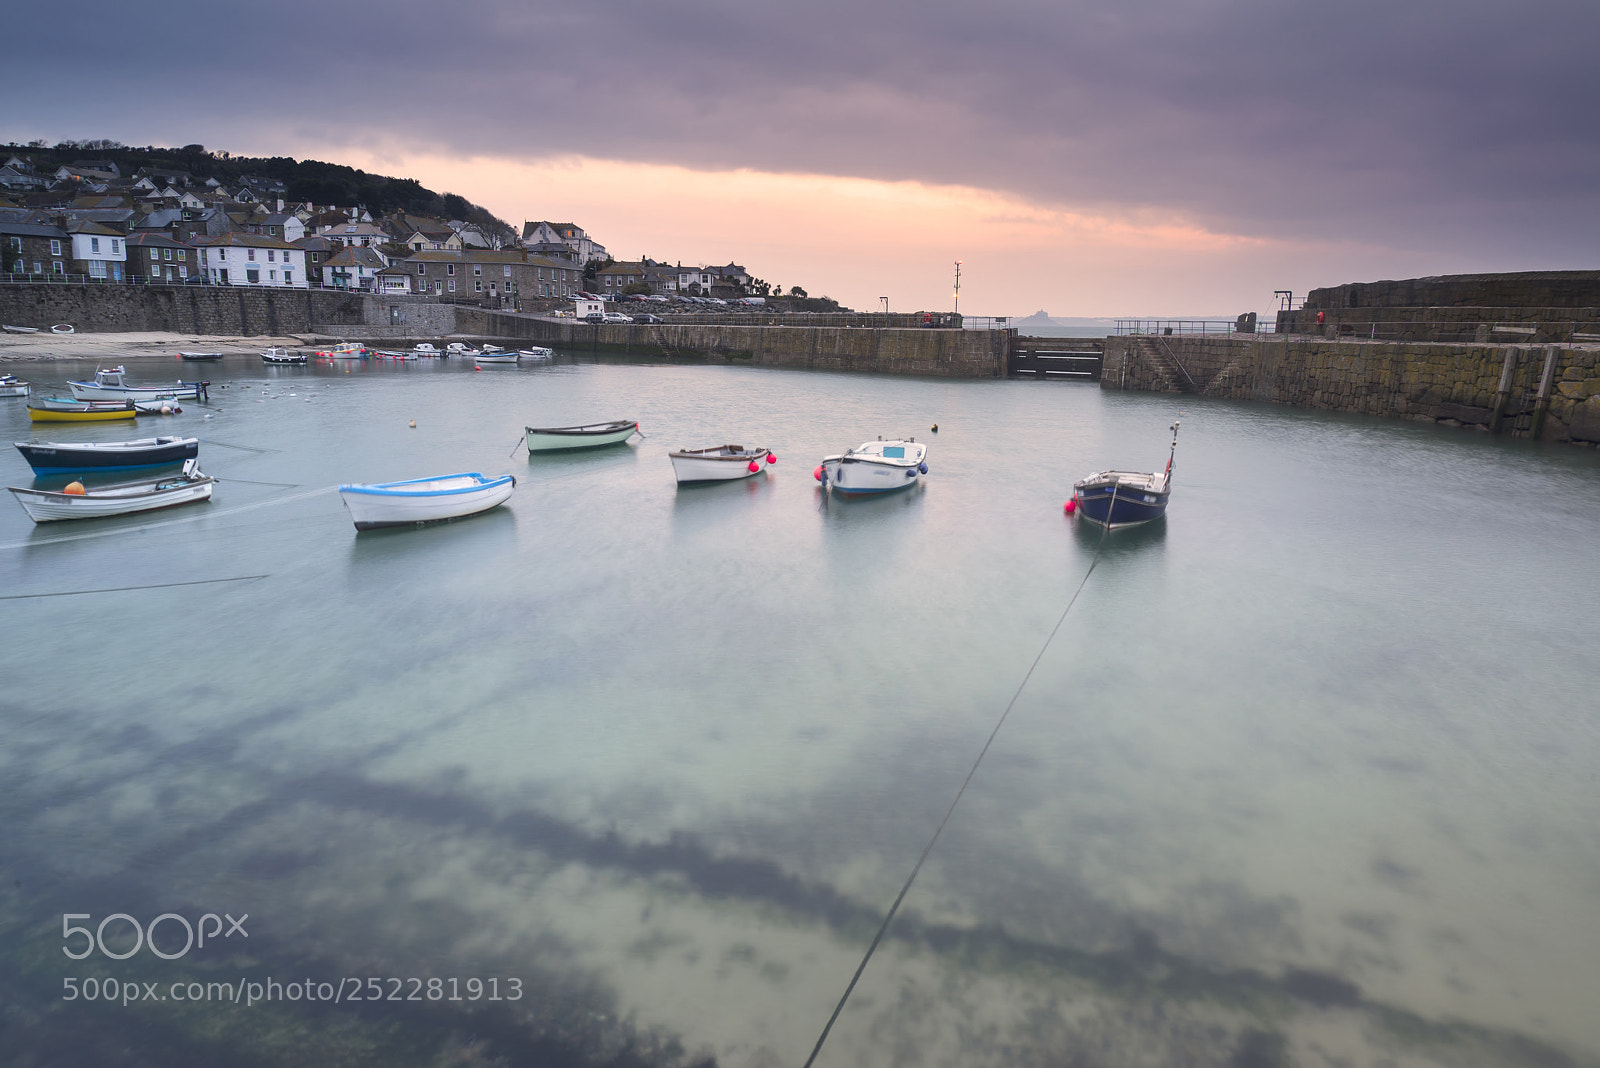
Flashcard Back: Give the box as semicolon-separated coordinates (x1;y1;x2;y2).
5;0;1596;317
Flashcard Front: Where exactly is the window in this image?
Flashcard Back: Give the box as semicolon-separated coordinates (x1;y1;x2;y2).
268;250;275;262
89;260;106;278
446;264;455;275
151;248;160;261
247;248;255;261
418;263;426;275
473;265;481;276
111;239;120;255
447;280;455;292
474;280;482;292
247;268;260;283
503;265;511;277
537;267;543;280
50;239;61;256
270;270;277;281
178;249;185;261
284;271;292;285
53;261;63;274
32;261;41;274
91;237;100;254
10;259;20;273
6;237;18;252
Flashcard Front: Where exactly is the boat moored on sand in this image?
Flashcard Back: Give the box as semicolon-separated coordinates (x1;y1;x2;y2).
337;472;515;531
818;438;927;496
1068;420;1179;529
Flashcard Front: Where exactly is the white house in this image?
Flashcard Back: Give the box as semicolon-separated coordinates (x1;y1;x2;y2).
194;233;308;287
321;246;388;291
66;221;127;280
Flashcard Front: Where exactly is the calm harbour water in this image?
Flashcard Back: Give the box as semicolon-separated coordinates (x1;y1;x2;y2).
1;353;1597;1067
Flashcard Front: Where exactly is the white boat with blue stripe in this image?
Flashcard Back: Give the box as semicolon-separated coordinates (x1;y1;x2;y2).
819;438;927;496
337;471;515;531
68;366;205;401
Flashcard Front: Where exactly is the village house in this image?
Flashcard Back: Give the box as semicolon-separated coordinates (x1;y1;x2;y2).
123;232;197;283
594;261;647;294
521;220;607;265
405;228;461;252
1;220;69;277
321;245;388;291
293;235;338;278
376;264;413;294
321;219;388;248
193;232;307;287
65;220;127;280
399;248;580;303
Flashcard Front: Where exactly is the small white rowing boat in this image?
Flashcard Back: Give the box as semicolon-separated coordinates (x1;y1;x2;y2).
474;347;519;364
337;471;515;531
670;444;775;483
525;420;639;452
0;374;29;397
517;347;554;361
2;324;39;334
8;459;214;523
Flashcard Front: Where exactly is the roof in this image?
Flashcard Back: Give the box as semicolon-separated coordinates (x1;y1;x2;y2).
123;232;193;248
64;219;123;236
0;221;67;238
322;246;387;268
192;232;300;251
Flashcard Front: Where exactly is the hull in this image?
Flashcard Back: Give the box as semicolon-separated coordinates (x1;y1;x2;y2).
179;352;223;361
69;382;200;401
670;446;770;483
338;473;515;530
820;440;928;496
525;421;638;452
9;472;214;523
0;383;28;398
474;353;519;363
28;405;137;423
518;348;553;361
15;437;199;473
1072;474;1169;528
261;348;306;364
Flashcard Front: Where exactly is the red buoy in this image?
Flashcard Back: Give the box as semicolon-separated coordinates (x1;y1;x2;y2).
747;460;759;473
813;466;823;481
1063;498;1077;514
766;454;777;464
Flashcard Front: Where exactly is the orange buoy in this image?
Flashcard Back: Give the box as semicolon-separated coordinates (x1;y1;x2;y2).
64;481;86;495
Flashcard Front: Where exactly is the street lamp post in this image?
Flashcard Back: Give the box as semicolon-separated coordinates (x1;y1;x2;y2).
880;296;889;327
953;261;962;317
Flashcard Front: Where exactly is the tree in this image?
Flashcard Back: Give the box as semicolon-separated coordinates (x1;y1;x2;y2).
790;285;807;298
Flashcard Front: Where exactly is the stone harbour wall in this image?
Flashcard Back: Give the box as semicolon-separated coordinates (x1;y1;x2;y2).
0;281;366;336
453;311;1010;377
1104;334;1600;444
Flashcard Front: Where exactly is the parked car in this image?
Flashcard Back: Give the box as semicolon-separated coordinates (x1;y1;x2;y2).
647;295;670;303
632;313;664;324
584;312;604;323
602;311;632;323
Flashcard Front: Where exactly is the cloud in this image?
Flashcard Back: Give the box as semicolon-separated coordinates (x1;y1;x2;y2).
5;0;1596;303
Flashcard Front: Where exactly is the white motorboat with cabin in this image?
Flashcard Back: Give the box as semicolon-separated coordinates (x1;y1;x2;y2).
68;366;204;402
8;459;214;523
446;342;481;357
818;437;928;496
411;343;442;357
261;347;307;364
517;347;554;361
670;445;774;483
337;471;515;530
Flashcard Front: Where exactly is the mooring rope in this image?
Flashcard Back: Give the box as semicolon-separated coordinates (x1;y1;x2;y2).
0;574;269;600
801;487;1117;1068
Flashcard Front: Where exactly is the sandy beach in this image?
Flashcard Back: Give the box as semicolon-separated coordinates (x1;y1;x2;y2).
0;331;309;362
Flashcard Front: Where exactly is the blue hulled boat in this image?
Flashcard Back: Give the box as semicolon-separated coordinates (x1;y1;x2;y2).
1071;421;1179;528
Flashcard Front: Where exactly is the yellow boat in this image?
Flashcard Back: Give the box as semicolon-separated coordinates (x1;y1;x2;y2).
28;404;138;423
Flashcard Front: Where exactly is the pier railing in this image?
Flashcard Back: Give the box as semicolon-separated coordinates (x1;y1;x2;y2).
1115;319;1277;336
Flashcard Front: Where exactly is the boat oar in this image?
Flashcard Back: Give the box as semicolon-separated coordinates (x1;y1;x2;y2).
508;434;525;458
